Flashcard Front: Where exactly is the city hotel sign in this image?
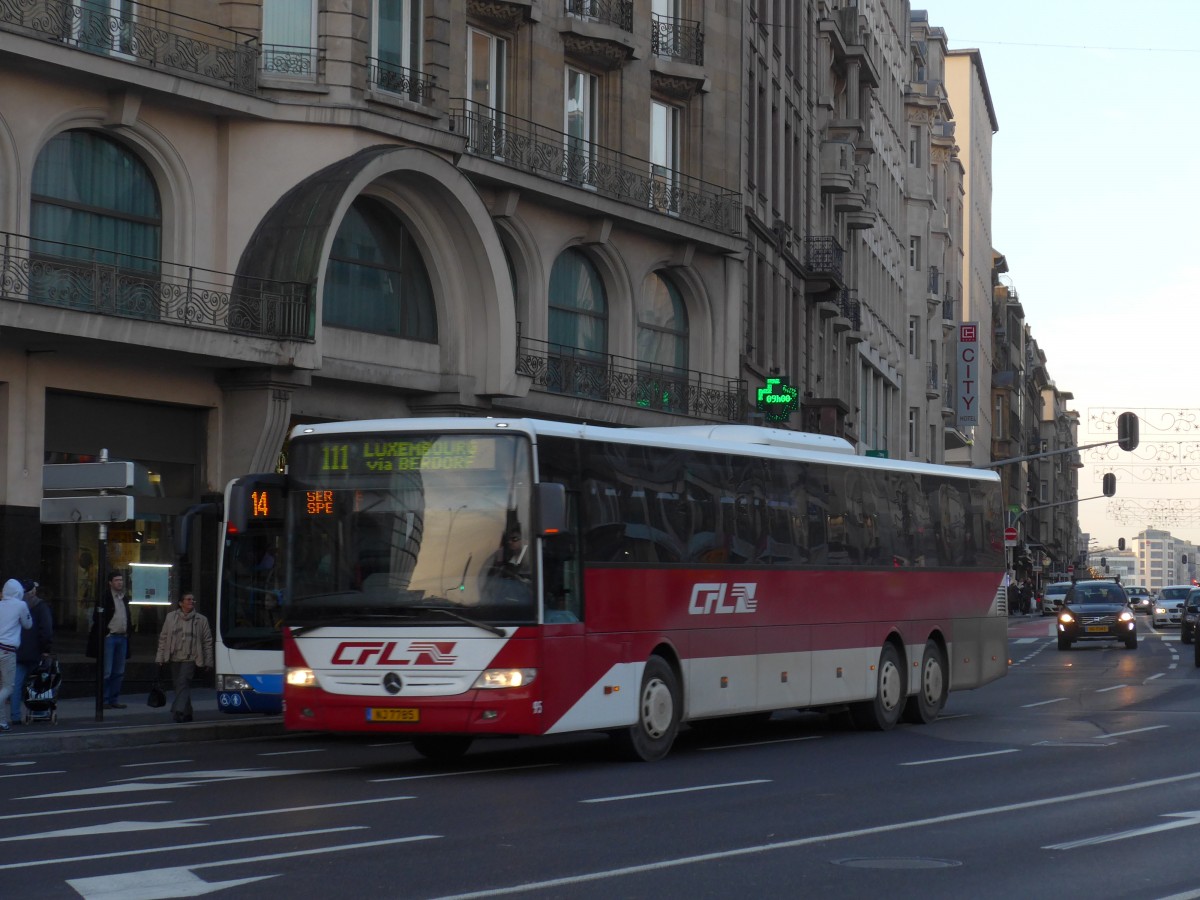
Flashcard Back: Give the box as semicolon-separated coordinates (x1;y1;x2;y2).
956;322;979;426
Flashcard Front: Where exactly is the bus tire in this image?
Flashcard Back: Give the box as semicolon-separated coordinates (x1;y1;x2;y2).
411;735;473;761
902;639;947;725
850;643;905;731
611;656;680;762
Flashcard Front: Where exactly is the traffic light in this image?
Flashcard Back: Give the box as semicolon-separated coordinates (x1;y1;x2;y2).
1100;557;1107;568
1117;412;1139;452
1118;538;1126;551
1102;472;1116;497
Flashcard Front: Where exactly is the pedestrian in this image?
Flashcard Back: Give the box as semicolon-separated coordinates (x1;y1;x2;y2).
12;579;52;724
154;592;213;723
0;579;32;733
86;571;132;709
1019;579;1033;616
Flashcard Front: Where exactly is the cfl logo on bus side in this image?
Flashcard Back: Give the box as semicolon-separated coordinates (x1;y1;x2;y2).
689;583;758;615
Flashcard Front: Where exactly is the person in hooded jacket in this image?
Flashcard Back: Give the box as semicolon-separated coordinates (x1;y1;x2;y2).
0;579;32;732
155;592;213;723
12;579;52;723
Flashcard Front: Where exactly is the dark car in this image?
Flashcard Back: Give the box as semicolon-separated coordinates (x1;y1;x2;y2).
1182;588;1200;644
1057;580;1137;650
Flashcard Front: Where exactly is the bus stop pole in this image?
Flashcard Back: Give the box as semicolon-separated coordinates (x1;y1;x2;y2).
94;521;107;722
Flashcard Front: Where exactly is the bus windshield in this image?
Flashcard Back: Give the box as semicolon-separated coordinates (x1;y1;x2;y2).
286;431;535;628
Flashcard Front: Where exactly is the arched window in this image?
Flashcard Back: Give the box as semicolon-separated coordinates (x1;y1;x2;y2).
637;272;688;411
547;248;606;398
30;130;161;313
323;197;437;341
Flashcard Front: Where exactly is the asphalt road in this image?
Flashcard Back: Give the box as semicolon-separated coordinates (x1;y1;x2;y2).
3;613;1200;900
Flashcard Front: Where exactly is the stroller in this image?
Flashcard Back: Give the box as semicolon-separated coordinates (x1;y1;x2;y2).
21;656;61;725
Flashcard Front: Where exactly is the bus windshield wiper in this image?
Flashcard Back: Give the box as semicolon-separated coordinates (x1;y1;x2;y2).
409;604;506;637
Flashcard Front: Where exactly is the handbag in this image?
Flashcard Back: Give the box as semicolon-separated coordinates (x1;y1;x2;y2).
147;684;166;708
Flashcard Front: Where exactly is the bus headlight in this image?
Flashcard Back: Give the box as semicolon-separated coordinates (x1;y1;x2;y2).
472;668;537;689
286;667;316;687
219;675;251;691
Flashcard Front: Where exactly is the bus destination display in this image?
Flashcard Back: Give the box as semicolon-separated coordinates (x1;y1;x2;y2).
314;437;497;474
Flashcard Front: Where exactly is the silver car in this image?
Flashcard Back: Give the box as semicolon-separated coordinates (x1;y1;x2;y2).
1041;581;1072;616
1153;585;1192;627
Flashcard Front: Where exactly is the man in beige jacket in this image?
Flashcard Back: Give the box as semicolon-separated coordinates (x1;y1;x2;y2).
155;592;214;723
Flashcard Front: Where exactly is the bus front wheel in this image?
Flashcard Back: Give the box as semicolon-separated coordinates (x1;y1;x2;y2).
411;735;473;761
902;639;947;725
850;643;905;731
611;656;680;762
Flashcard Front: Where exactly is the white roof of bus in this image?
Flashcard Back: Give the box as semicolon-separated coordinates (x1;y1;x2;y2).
290;417;999;483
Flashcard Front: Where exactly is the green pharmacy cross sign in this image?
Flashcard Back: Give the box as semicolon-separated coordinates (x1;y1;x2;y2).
756;377;799;422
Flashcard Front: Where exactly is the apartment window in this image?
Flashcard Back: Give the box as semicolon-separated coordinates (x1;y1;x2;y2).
907;316;919;356
323;197;437;341
637;272;689;411
549;248;607;355
30;130;161;314
466;28;507;155
652;0;681;57
909;236;921;270
928;424;937;462
650;100;680;213
908;125;920;167
907;407;919;456
1039;479;1049;503
263;0;318;76
565;68;598;185
372;0;424;97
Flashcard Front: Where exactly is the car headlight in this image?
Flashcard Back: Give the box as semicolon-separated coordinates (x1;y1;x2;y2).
1155;607;1167;615
286;667;316;687
1059;612;1075;625
1119;611;1134;623
471;668;537;689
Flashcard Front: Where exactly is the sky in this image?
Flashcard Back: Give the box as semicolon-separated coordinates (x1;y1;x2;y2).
923;1;1200;551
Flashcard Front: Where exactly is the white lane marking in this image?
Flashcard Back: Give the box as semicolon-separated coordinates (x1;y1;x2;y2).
1099;725;1169;739
581;780;770;804
702;736;822;751
0;770;65;779
900;749;1020;767
1046;810;1200;850
256;749;327;757
1021;697;1068;708
371;763;556;783
0;761;36;767
67;835;440;900
0;802;167;822
427;771;1200;900
121;760;192;769
1096;685;1128;693
20;768;349;800
1;796;416;841
1146;673;1166;682
0;827;366;871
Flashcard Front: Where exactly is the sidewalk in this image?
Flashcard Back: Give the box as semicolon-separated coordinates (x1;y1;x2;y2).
0;688;284;755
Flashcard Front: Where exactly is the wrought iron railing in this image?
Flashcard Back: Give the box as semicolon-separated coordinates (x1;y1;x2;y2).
803;236;845;281
942;296;957;321
651;12;703;64
517;335;744;422
1;0;259;93
927;266;940;295
449;101;741;234
262;43;319;78
367;56;436;104
927;363;940;392
0;232;312;340
839;289;861;330
564;0;633;32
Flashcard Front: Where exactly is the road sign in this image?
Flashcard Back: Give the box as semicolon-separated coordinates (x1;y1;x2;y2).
40;495;133;524
43;461;135;492
1004;527;1018;546
1067;563;1075;574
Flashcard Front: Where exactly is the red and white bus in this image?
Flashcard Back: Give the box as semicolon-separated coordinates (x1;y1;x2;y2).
268;417;1006;761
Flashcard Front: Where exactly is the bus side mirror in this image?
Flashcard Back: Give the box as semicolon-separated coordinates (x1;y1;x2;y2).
535;482;567;537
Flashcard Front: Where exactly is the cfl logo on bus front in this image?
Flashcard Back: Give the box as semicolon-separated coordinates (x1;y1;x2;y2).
689;583;758;615
330;641;458;666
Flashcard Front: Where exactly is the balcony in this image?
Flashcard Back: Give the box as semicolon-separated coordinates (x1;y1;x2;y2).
1;0;259;94
802;236;846;295
565;0;632;31
820;140;855;193
926;363;939;399
262;43;320;80
562;0;635;69
516;336;744;422
0;231;312;340
651;12;703;65
449;102;741;234
832;288;862;338
368;57;437;104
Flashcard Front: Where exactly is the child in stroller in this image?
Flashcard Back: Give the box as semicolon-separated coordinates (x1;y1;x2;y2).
22;655;61;725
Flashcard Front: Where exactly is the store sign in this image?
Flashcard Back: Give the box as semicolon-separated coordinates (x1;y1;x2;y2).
957;322;979;426
756;377;799;422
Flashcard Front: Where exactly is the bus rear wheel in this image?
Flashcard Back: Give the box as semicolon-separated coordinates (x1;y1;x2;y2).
850;643;905;731
611;656;680;762
411;736;473;761
902;639;947;725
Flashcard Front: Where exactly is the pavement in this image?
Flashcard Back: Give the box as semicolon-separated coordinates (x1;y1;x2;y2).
0;688;284;756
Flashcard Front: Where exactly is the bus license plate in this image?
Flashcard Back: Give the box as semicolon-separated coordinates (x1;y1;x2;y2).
1085;625;1109;633
367;708;419;723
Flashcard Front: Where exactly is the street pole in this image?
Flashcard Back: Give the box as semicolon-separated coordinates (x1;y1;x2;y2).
93;448;109;723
